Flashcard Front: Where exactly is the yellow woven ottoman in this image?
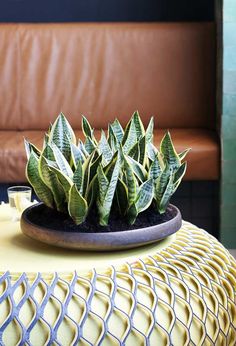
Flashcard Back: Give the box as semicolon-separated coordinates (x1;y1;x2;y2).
0;204;235;345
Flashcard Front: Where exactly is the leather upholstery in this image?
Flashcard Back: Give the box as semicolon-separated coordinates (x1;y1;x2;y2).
0;129;219;182
0;23;219;181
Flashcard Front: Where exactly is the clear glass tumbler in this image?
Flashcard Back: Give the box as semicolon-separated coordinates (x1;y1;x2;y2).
7;186;32;221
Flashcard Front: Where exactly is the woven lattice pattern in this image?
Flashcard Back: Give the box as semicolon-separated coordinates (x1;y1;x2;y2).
0;221;236;345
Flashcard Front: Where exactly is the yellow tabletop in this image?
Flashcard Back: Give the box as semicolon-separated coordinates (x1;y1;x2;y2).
0;203;176;275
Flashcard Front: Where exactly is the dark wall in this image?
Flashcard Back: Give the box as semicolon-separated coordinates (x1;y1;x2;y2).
0;0;214;22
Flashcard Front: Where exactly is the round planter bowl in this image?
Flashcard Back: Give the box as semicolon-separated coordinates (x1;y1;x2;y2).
21;203;182;251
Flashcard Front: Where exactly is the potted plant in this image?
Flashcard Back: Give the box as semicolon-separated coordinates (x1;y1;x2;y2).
21;112;189;250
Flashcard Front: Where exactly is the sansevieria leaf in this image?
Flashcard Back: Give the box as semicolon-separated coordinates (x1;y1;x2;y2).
111;118;124;143
132;111;145;138
51;143;73;178
39;154;65;212
160;131;181;171
127;178;154;224
97;156;120;225
48;165;73;202
48;112;76;161
26;152;54;208
68;184;88;225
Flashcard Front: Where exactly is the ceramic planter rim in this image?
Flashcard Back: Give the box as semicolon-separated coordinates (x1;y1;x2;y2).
21;203;182;251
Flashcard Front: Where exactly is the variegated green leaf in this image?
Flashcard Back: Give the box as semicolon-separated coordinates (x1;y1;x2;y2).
78;139;89;158
24;139;41;160
123;155;137;206
98;130;113;165
127;156;147;182
157;174;174;214
48;165;73;202
70;143;85;167
111;118;124;143
97;157;120;226
108;124;118;152
84;136;96;154
39;154;65;212
122;117;137;154
172;161;187;193
48;112;76;161
127;178;154;224
138;135;146;165
154;164;171;207
82;115;96;142
147;142;158;161
178;148;191;161
73;160;83;193
26;152;54;208
128;142;140;162
132;111;145;138
68;184;88;225
146;116;154;143
115;178;128;216
82;151;97;197
148;156;162;180
51;143;73;178
97;164;109;204
160;131;181;170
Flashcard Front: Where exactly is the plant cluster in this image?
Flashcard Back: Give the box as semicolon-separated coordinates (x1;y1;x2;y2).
25;112;189;226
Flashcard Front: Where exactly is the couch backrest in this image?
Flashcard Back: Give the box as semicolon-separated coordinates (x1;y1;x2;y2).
0;22;215;130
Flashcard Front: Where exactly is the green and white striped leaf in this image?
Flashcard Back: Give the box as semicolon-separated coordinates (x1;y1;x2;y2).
178;148;191;161
127;156;147;182
73;160;83;193
97;157;120;226
78;139;89;158
26;152;54;208
128;142;140;162
98;130;113;165
127;178;154;224
172;161;187;193
82;115;94;140
122;118;137;154
115;178;128;216
68;184;88;225
132;111;145;138
123;155;137;206
48;112;76;161
24;139;41;160
51;143;73;178
97;164;109;204
138;135;146;165
154;164;171;207
147;142;158;161
48;165;73;202
39;154;65;212
148;156;162;180
108;124;118;152
84;136;96;154
70;143;85;167
157;174;174;214
146;117;154;143
111;118;124;143
160;131;181;171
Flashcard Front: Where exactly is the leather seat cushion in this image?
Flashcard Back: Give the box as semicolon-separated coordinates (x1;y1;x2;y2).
0;129;219;182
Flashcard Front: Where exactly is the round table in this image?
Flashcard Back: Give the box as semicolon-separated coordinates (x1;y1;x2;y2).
0;204;235;346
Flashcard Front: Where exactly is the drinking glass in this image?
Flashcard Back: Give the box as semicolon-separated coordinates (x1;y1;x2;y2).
7;186;32;221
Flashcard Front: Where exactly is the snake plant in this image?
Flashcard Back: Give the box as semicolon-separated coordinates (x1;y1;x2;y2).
25;112;189;226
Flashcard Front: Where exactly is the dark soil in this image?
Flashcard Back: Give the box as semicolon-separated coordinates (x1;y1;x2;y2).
26;203;175;233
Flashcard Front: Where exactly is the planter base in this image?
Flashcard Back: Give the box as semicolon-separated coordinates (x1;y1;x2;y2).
20;203;182;251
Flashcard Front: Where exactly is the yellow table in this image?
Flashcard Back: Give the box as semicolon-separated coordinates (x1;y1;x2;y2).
0;203;235;346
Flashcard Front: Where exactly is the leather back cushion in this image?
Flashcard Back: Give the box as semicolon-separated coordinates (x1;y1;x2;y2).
0;22;215;130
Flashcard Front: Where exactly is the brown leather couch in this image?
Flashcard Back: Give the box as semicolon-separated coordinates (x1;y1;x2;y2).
0;22;219;182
